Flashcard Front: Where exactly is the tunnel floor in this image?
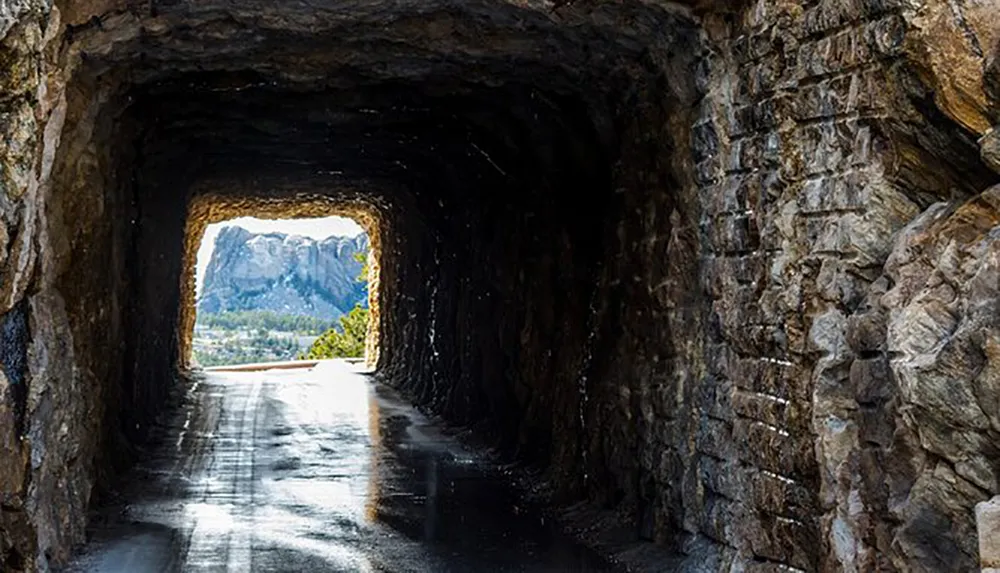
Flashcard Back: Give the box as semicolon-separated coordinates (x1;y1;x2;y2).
62;361;612;572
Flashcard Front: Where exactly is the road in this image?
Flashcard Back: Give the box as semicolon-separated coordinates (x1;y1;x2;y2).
65;361;612;572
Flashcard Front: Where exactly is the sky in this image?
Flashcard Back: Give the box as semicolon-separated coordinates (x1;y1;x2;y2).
195;216;365;295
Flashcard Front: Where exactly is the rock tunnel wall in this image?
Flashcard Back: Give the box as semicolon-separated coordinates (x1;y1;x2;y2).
0;5;138;567
1;0;1000;571
689;3;1000;570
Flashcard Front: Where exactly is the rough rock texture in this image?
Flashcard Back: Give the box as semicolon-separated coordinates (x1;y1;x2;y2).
905;0;1000;133
985;128;1000;173
682;2;999;570
0;0;999;572
198;226;368;319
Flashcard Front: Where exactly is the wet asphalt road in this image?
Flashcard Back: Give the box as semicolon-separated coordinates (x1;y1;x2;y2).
65;361;612;573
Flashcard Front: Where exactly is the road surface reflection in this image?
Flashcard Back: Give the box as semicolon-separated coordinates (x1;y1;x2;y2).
65;361;613;572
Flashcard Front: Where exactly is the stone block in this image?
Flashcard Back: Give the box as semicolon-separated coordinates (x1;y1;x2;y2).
695;157;721;186
731;356;810;402
698;491;735;543
697;417;735;460
981;127;1000;174
733;417;814;477
730;104;754;138
698;375;732;421
697;455;741;500
731;387;792;428
747;468;816;522
692;120;720;163
705;343;730;376
744;54;786;97
701;175;748;216
977;496;1000;571
707;213;759;255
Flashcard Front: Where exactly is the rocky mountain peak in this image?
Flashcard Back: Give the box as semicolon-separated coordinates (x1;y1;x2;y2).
198;226;369;319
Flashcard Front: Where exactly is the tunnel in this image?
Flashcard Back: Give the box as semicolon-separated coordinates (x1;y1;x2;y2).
3;0;1000;571
3;0;706;568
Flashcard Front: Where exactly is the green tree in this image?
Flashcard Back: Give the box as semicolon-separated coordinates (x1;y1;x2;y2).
302;304;369;359
354;250;369;283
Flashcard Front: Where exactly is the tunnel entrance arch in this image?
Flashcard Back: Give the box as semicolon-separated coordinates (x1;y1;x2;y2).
179;190;386;370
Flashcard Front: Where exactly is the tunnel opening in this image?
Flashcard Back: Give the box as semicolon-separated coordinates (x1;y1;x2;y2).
0;1;713;569
180;200;382;369
113;71;699;555
109;23;702;560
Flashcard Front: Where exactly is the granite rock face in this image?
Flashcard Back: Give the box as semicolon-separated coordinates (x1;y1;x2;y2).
0;0;999;572
878;191;1000;570
198;226;368;319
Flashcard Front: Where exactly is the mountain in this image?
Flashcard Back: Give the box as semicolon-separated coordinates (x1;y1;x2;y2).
197;226;368;319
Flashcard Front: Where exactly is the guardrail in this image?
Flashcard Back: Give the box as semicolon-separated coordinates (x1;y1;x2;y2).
202;357;368;373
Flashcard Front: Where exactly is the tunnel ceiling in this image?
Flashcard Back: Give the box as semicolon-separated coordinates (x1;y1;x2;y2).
68;0;700;198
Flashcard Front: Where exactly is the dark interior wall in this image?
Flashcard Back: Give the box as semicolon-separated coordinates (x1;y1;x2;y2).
372;75;705;552
122;135;198;444
375;89;612;454
50;72;136;476
572;90;703;547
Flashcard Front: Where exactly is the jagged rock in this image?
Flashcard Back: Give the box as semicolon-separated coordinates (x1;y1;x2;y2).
984;128;1000;174
880;188;1000;570
198;226;368;319
905;0;1000;134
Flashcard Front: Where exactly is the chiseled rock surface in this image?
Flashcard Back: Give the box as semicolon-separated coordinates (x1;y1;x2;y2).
690;1;999;571
878;190;1000;570
1;2;101;570
905;0;1000;135
199;226;368;319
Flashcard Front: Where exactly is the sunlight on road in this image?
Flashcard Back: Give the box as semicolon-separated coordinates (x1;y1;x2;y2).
67;361;611;573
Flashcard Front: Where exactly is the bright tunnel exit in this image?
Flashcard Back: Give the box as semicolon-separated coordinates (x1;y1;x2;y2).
177;193;384;372
191;215;368;368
